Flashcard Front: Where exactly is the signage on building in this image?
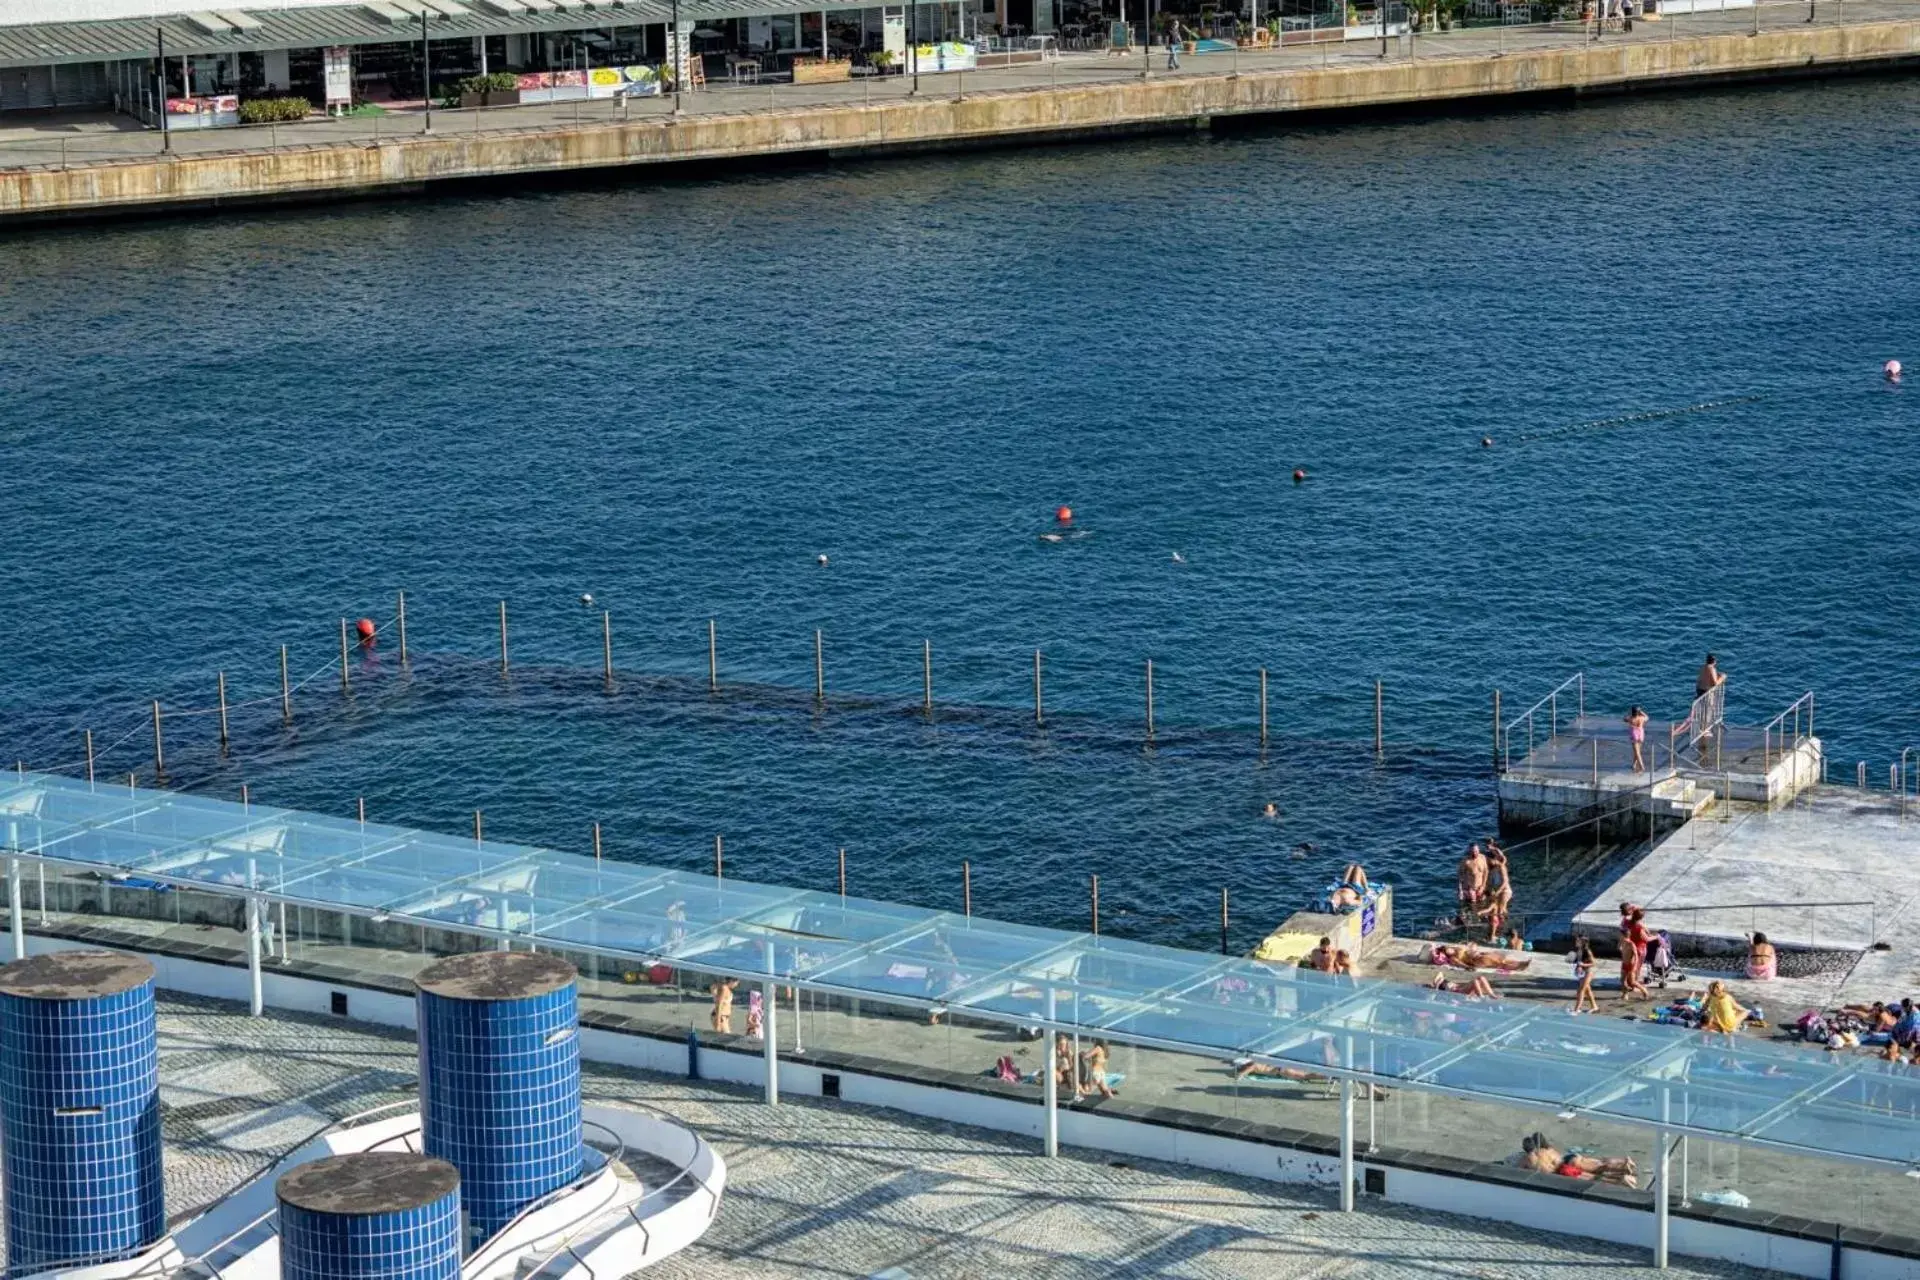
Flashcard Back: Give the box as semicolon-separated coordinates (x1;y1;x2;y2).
323;46;352;109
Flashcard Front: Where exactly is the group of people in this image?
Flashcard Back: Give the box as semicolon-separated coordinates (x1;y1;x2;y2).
1455;841;1515;939
1303;935;1358;980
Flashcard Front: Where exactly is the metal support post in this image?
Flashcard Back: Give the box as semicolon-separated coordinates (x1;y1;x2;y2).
280;644;292;722
1043;986;1059;1156
474;809;484;841
963;861;972;916
923;640;933;715
421;11;434;131
1034;649;1045;725
592;821;602;864
763;940;779;1105
603;610;613;683
1259;667;1268;746
1654;1087;1672;1267
838;847;846;897
1374;679;1384;758
8;859;23;960
84;729;95;784
813;629;825;702
498;600;509;674
1339;1075;1356;1210
1220;887;1229;954
1145;658;1155;741
1090;874;1100;934
397;590;409;665
340;618;352;692
151;701;165;778
217;672;230;749
708;620;718;691
714;834;724;879
247;893;264;1016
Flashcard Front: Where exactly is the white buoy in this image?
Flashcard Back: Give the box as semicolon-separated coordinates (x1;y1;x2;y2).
579;593;594;607
816;554;829;567
1887;359;1903;381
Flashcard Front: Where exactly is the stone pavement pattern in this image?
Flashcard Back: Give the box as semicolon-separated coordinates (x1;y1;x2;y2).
61;994;1794;1279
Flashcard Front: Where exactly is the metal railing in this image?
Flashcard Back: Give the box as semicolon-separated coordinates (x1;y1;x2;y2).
1633;898;1876;954
513;1105;723;1280
1670;683;1724;764
462;1118;629;1277
1902;747;1919;819
1759;691;1814;772
1499;672;1584;773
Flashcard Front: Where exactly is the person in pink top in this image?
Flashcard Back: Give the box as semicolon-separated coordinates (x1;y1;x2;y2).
1624;705;1649;772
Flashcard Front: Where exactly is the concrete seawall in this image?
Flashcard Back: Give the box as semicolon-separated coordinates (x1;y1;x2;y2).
3;18;1916;224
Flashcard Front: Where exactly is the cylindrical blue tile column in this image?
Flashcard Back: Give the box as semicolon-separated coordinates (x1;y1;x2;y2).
0;950;165;1277
414;952;582;1250
277;1153;461;1280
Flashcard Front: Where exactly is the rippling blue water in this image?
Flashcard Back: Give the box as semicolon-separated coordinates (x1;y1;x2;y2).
2;78;1916;946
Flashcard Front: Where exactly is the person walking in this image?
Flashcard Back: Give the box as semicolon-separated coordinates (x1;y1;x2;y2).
1166;18;1182;68
1571;939;1600;1014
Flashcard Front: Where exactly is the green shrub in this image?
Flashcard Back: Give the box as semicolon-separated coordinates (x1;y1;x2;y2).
239;96;309;124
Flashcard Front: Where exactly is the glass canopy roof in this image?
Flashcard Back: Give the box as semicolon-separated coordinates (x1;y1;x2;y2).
3;769;1916;1172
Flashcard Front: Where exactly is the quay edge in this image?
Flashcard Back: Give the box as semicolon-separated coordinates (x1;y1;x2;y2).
2;19;1918;225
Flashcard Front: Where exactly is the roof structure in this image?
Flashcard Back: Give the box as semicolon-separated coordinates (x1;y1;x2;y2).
0;0;841;69
3;767;1917;1174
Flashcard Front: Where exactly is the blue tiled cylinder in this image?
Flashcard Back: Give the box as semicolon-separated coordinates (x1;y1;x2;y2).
0;950;164;1278
278;1153;461;1280
415;952;582;1250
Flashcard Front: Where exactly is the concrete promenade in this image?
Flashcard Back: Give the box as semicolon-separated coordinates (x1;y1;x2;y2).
141;991;1782;1279
1;0;1916;223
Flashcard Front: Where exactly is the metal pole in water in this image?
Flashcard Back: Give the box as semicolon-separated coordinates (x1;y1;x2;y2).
217;672;230;750
280;645;292;723
838;847;846;897
708;620;718;691
1374;679;1384;759
1145;658;1155;742
1492;688;1502;771
1090;874;1100;935
592;821;602;864
923;640;933;716
1033;650;1044;726
473;810;483;842
84;729;94;784
498;601;509;675
601;611;613;684
1858;761;1867;789
714;833;724;879
151;701;164;779
397;590;409;666
963;861;972;916
339;619;351;693
1220;887;1230;955
358;797;366;824
1259;668;1268;746
813;629;825;703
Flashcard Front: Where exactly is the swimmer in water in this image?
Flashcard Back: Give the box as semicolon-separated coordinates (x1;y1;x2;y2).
1040;532;1064;543
1171;551;1186;564
1263;802;1279;819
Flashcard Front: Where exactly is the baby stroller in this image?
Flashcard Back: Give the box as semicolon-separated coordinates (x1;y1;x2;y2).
1646;929;1682;988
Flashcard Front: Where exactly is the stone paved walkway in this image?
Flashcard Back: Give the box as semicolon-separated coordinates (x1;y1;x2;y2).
123;994;1792;1279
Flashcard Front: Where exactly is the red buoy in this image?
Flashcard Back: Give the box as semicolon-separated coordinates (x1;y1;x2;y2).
1292;469;1307;484
355;618;377;645
1055;505;1073;524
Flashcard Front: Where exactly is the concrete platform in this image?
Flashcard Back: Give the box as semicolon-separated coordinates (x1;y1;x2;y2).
1569;786;1920;1012
1498;713;1821;835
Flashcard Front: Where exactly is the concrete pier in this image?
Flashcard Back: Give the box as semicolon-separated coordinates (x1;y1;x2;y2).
2;12;1917;224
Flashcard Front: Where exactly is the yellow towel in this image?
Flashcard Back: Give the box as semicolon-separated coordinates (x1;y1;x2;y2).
1251;932;1320;964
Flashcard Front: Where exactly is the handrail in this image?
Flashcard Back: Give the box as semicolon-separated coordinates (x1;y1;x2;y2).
1902;747;1917;818
489;1105;720;1280
1669;683;1725;765
1759;691;1814;772
14;1102;423;1280
1499;672;1584;773
462;1118;628;1277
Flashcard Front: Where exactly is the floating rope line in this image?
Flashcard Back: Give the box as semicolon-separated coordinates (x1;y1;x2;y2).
1512;394;1766;444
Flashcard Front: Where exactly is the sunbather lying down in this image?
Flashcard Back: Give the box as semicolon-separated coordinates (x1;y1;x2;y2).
1429;971;1500;999
1228;1058;1389;1099
1431;943;1530;973
1513;1132;1639;1189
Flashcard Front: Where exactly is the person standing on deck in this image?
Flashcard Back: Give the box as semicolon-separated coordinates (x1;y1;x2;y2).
1625;705;1650;772
1456;844;1490;928
1166;19;1182;67
1694;654;1727;707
